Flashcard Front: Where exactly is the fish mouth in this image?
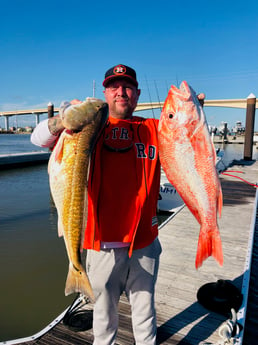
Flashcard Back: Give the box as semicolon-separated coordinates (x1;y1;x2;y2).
63;101;108;131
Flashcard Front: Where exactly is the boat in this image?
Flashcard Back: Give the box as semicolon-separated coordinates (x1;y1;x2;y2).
158;148;225;212
232;121;245;134
158;171;184;213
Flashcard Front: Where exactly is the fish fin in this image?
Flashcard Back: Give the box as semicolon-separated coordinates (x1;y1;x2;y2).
65;263;95;303
57;217;64;237
211;140;217;165
52;133;65;164
195;226;223;269
55;142;64;164
218;186;223;218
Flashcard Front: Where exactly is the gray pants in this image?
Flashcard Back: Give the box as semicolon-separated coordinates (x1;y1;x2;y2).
86;238;162;345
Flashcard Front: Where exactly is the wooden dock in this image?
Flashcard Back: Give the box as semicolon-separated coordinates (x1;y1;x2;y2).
213;134;258;145
0;152;50;169
6;160;258;345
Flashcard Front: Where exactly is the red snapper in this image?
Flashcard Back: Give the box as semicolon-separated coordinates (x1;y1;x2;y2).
158;81;223;268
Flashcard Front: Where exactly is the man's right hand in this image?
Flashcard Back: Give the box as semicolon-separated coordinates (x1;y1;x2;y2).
48;115;65;136
50;99;83;135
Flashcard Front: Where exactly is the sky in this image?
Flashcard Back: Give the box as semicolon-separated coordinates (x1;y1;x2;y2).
1;0;258;130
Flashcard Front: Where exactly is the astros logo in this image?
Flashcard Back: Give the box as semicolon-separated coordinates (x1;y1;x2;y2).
113;65;126;75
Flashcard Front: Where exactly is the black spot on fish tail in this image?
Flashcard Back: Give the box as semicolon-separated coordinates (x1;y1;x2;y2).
73;264;81;273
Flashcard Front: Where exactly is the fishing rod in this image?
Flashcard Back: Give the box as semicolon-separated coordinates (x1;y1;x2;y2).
144;76;156;120
153;80;163;113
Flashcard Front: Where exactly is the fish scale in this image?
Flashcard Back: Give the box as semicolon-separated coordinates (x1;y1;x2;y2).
63;130;89;267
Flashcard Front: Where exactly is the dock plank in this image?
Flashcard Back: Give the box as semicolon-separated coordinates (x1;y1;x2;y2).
19;160;258;345
155;160;257;345
243;194;258;344
0;152;50;169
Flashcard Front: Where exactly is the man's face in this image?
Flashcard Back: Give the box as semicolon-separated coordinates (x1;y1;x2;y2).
104;79;141;119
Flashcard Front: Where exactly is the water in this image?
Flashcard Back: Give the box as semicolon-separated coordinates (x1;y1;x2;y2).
0;135;257;342
0;135;73;342
216;142;258;166
0;165;74;341
0;133;48;155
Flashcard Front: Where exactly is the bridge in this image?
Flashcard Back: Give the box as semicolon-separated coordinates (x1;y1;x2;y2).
135;97;258;111
0;97;257;130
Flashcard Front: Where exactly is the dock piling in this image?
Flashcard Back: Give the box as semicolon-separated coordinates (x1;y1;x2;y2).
223;122;228;143
244;93;256;160
48;102;54;118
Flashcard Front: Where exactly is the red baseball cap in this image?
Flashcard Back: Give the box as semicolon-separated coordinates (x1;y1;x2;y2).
103;64;138;87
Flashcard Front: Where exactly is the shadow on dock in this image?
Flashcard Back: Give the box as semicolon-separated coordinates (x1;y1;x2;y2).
220;178;257;206
228;159;257;167
157;275;243;344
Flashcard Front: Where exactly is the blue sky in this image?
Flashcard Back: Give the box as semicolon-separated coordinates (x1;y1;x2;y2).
1;0;258;130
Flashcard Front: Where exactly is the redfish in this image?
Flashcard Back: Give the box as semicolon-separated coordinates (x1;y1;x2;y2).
48;98;108;300
158;81;223;268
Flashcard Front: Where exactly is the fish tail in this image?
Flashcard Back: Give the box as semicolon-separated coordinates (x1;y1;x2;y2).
65;263;95;302
195;226;223;269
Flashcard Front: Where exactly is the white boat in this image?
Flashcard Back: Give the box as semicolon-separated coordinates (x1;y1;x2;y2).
232;120;245;134
158;149;225;212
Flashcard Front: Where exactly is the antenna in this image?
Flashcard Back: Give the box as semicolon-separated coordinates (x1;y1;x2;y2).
154;80;162;111
145;76;155;119
93;80;96;98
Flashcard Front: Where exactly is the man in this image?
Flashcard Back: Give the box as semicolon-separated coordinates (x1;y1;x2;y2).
31;64;203;345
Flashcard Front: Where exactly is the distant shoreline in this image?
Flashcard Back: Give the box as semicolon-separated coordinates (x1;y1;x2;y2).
213;134;258;145
0;131;258;145
0;131;31;135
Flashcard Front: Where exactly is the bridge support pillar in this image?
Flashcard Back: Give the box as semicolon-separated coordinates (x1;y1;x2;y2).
4;116;10;131
35;114;40;126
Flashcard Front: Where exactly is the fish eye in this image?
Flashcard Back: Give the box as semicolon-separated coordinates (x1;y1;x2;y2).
168;113;173;119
